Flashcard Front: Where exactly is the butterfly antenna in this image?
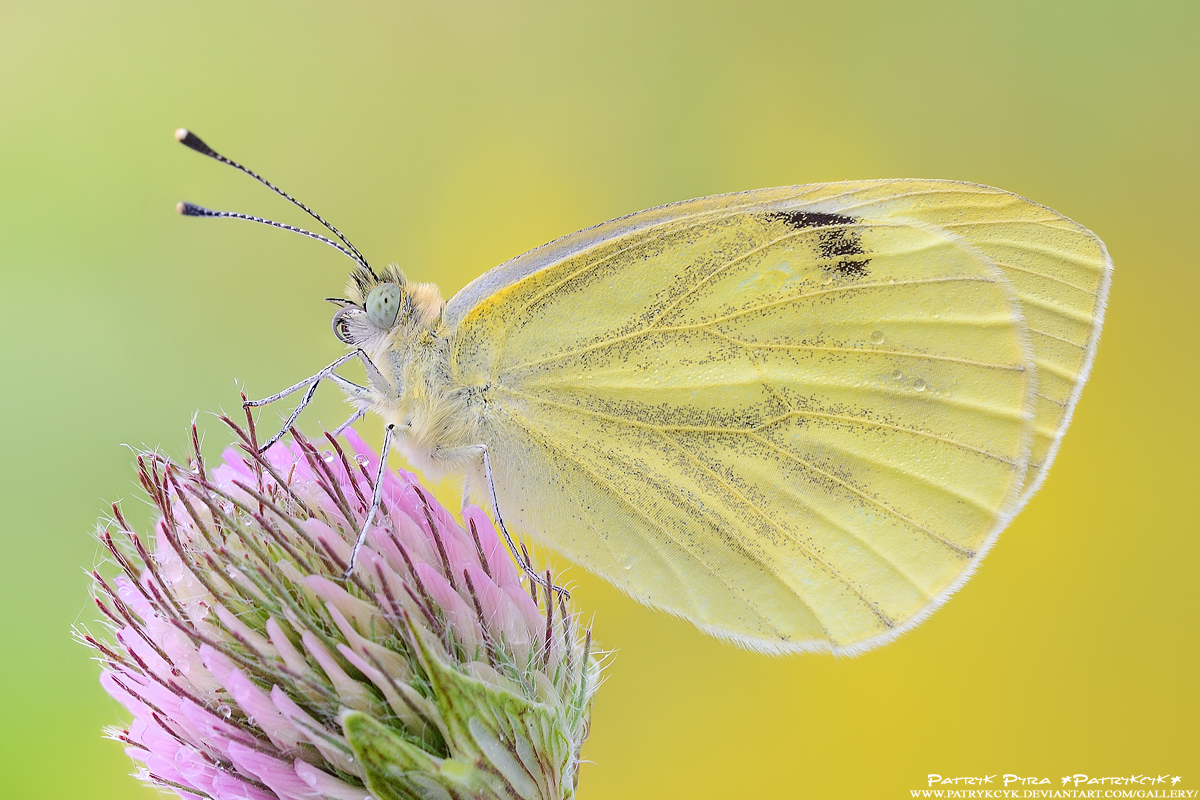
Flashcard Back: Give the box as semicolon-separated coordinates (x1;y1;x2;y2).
174;128;376;278
176;202;362;264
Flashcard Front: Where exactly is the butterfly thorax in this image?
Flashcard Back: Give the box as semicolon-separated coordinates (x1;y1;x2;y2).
343;267;481;482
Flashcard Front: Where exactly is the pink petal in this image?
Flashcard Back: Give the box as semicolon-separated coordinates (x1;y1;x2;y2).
199;645;306;753
502;583;545;635
115;626;173;684
461;506;520;589
294;759;373;800
389;511;439;573
301;518;352;567
211;771;279;800
178;697;257;755
227;740;317;800
270;687;357;776
113;574;157;622
464;564;535;662
414;562;481;653
265;617;309;675
304;576;385;636
214;605;277;660
299;630;373;713
324;603;409;680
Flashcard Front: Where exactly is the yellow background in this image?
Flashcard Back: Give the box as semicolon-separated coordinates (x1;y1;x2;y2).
1;2;1195;797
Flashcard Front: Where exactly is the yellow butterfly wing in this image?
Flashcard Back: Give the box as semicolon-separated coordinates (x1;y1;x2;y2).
777;181;1112;500
445;180;1108;653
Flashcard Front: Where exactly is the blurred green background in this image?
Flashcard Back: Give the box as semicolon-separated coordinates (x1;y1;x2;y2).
1;1;1196;798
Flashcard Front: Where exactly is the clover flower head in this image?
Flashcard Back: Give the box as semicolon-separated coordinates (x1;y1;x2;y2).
82;415;601;800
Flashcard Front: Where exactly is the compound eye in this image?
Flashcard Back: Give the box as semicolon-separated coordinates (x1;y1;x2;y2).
331;307;360;344
365;283;402;329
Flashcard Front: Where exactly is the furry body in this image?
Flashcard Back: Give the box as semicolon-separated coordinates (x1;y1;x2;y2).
341;267;487;496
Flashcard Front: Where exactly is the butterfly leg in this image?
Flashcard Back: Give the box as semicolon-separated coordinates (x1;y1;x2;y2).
343;422;399;579
245;349;392;451
473;444;569;600
332;407;366;437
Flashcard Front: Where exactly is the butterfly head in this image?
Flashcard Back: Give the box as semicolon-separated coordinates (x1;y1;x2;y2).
328;265;408;344
330;265;444;347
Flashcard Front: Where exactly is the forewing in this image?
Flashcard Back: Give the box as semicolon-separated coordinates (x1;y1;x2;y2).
447;180;1111;502
784;181;1111;500
452;197;1038;652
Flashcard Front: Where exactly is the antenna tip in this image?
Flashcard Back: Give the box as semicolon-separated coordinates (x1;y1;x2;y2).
175;128;216;157
177;201;209;217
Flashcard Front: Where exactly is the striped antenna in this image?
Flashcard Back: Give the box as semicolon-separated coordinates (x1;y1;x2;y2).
174;128;375;278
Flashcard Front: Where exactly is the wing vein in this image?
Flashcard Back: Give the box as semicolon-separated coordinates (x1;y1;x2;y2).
494;384;1020;464
1034;392;1067;408
709;330;1026;373
644;223;860;329
990;259;1101;295
504;276;997;375
492;403;825;639
654;429;901;627
747;432;976;558
1030;327;1088;349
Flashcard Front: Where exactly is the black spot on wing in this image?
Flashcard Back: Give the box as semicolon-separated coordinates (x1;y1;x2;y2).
767;210;856;231
765;210;872;279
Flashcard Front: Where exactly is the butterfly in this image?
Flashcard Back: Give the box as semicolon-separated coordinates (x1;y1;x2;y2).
176;129;1110;655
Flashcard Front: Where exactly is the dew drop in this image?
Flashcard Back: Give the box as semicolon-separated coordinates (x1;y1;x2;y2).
160;554;185;583
355;454;370;466
175;746;205;779
217;703;232;719
321;451;336;462
870;330;884;345
822;273;834;285
913;378;927;392
891;370;903;380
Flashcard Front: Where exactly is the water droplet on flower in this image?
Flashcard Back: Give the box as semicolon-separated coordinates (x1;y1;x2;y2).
891;370;903;380
217;703;232;719
870;330;884;344
355;454;370;466
159;554;185;583
322;451;336;462
175;745;204;778
822;273;834;285
913;379;927;392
